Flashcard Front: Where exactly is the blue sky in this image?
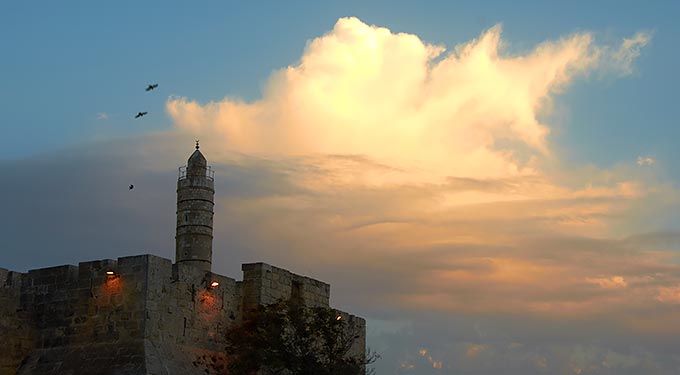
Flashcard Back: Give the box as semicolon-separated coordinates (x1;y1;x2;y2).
3;1;678;169
3;2;680;374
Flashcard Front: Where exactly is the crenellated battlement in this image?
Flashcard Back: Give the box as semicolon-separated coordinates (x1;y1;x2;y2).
241;262;331;310
0;256;362;375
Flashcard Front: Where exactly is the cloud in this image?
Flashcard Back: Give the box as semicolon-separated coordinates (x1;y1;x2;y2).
3;130;680;375
165;17;676;373
167;17;648;182
96;112;109;120
163;18;680;372
585;275;628;288
466;344;489;358
637;155;655;166
610;31;652;76
656;286;680;304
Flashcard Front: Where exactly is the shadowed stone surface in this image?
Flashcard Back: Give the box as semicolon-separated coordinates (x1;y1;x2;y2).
0;256;364;374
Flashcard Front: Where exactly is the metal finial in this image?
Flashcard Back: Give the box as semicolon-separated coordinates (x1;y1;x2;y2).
195;140;200;150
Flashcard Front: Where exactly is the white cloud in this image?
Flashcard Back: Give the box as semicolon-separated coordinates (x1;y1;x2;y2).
586;275;628;288
637;155;655;166
610;31;652;76
167;18;650;183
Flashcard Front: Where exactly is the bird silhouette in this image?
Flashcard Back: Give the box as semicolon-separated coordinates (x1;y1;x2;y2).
145;84;158;91
129;184;134;190
135;112;148;118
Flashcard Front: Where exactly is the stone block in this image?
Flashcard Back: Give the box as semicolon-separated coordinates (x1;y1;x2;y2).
0;269;8;288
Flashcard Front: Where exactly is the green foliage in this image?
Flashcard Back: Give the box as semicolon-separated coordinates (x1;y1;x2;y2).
222;300;377;375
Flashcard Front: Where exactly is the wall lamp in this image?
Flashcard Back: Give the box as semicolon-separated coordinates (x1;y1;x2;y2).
105;270;120;281
202;272;220;289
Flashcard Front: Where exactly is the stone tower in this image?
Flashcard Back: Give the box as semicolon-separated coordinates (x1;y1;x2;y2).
175;141;215;271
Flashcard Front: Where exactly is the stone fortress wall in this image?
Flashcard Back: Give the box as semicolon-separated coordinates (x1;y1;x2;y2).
0;256;365;375
0;268;32;375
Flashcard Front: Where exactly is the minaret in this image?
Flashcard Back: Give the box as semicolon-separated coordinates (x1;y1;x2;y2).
175;141;215;271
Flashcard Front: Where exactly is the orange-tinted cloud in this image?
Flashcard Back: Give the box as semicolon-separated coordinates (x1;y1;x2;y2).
161;17;678;330
160;16;680;373
167;17;649;182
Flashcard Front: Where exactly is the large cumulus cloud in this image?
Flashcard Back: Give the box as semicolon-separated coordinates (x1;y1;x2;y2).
161;18;678;373
167;17;649;180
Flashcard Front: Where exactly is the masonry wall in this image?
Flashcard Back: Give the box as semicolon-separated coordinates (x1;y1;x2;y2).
143;257;240;374
337;311;367;364
241;262;331;310
0;269;33;375
0;257;365;375
0;255;243;375
240;262;366;364
14;258;150;374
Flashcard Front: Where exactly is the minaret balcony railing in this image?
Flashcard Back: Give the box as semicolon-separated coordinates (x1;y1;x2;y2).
178;165;215;181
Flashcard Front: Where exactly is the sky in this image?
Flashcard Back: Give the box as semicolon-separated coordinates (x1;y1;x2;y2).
2;1;680;374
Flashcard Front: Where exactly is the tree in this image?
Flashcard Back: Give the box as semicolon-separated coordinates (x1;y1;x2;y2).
218;300;378;375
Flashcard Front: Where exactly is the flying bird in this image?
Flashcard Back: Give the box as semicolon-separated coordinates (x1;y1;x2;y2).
135;112;148;118
129;184;134;190
145;84;158;91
